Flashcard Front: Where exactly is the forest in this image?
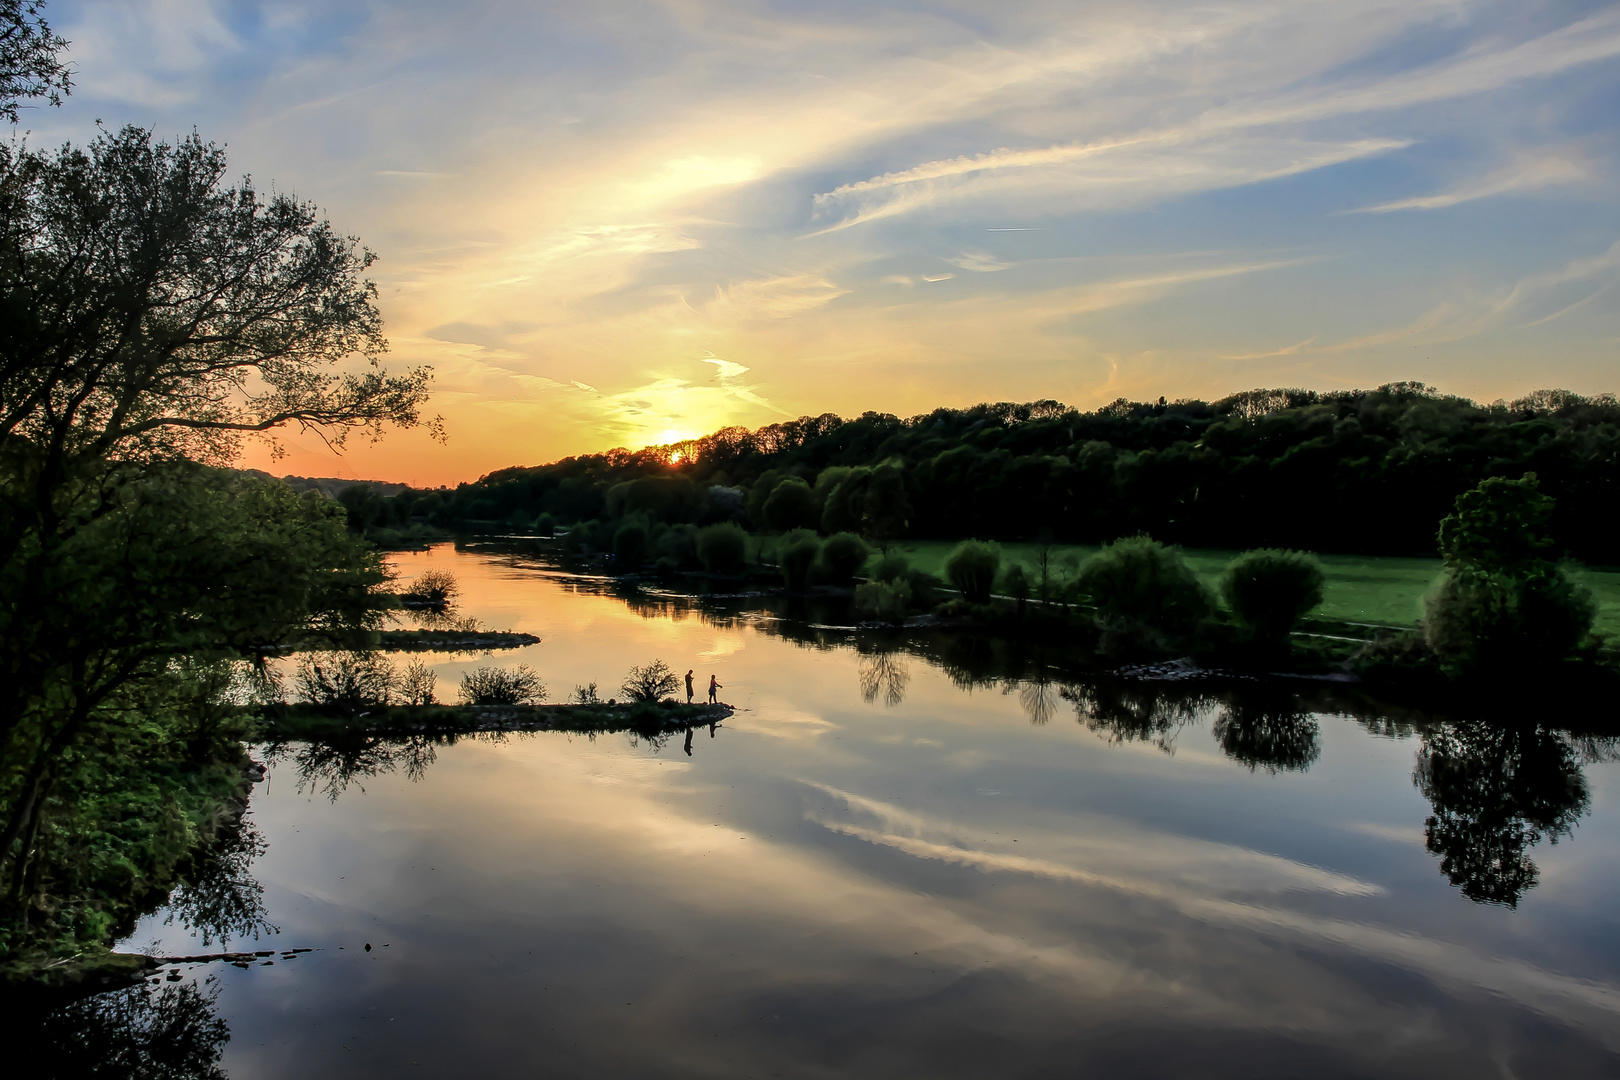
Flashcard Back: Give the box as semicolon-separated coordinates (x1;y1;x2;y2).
375;386;1620;563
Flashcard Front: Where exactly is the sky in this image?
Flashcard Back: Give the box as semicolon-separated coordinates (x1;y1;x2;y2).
27;0;1620;484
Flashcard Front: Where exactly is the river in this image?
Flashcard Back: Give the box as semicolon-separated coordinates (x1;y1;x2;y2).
97;541;1620;1077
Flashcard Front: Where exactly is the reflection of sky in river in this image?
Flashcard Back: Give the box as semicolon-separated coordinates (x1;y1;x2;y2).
124;543;1620;1077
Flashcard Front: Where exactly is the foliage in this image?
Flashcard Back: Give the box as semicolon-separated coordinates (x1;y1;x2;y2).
945;540;1000;604
778;529;821;589
296;652;396;711
1212;698;1320;773
696;522;748;574
0;0;72;124
31;979;230;1078
396;659;438;706
873;551;911;583
1220;549;1326;646
1078;537;1213;655
762;476;817;532
854;579;912;621
573;682;602;705
613;521;649;569
406;567;459;608
621;660;680;703
1001;564;1030;613
457;665;545;706
1423;474;1596;676
816;532;870;587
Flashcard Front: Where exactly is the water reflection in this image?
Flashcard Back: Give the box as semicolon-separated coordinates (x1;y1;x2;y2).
264;733;444;801
1211;692;1322;774
857;647;910;707
27;979;230;1079
163;818;276;948
1415;720;1590;907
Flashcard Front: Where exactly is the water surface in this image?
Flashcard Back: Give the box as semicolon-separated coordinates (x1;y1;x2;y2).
109;542;1620;1077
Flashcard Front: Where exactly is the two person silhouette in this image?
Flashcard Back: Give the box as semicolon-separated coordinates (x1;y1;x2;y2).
685;668;722;704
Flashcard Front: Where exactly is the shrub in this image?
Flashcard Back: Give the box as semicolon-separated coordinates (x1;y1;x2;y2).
816;532;870;586
613;521;649;569
656;523;700;569
1001;564;1031;613
621;660;680;702
533;512;557;537
296;652;395;709
778;529;821;589
406;567;458;608
559;518;606;555
854;579;911;621
1078;536;1213;654
873;550;910;584
573;682;603;704
945;540;1000;604
1424;567;1595;676
1220;549;1326;646
397;659;438;705
763;476;818;532
457;665;546;705
697;522;748;574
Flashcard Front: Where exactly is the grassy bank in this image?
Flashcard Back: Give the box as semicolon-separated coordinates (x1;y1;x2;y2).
875;540;1620;636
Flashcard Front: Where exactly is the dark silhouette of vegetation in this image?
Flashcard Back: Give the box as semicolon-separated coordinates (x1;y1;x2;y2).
621;660;680;702
697;523;748;574
778;529;821;589
1220;550;1326;649
613;521;649;570
28;978;231;1079
404;386;1620;567
816;532;871;587
1415;719;1589;907
763;476;818;532
1212;696;1321;773
0;0;72;124
1423;474;1596;677
458;665;545;706
402;568;459;609
296;652;396;712
945;540;1000;604
1078;537;1213;656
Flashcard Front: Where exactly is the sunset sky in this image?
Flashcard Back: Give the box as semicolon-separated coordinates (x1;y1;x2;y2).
33;0;1620;485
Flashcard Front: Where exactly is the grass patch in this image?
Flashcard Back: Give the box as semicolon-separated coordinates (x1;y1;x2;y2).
876;540;1620;636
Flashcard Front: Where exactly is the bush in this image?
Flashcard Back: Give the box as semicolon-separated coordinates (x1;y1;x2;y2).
1220;549;1326;646
621;660;680;702
854;579;911;621
559;518;605;555
1424;567;1595;677
656;523;700;569
816;532;870;587
778;529;821;589
406;567;458;608
1078;536;1213;654
1001;564;1030;613
397;659;438;705
873;550;910;583
763;477;818;532
458;665;546;705
613;521;649;569
945;540;1000;604
697;522;748;574
573;682;603;704
296;652;395;709
533;511;557;537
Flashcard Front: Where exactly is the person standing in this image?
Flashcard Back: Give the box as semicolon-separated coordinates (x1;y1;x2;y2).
708;674;722;704
685;669;695;703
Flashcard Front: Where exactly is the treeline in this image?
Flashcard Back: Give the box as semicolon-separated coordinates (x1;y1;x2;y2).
401;384;1620;562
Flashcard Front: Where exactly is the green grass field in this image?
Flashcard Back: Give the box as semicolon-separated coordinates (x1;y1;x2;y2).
873;540;1620;637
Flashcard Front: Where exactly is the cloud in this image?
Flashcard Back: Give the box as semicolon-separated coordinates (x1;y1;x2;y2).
945;251;1014;273
1353;152;1590;213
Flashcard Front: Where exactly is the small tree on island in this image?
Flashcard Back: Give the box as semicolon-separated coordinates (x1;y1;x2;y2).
945;540;1000;604
458;665;545;705
621;660;680;702
1078;536;1213;656
1220;549;1326;650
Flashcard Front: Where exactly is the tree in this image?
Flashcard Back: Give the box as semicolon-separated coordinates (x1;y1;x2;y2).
1078;536;1213;655
621;660;679;702
1423;474;1595;676
0;0;71;125
762;476;817;532
1220;549;1326;649
458;665;545;706
696;522;747;574
816;532;870;586
778;529;820;589
944;540;999;604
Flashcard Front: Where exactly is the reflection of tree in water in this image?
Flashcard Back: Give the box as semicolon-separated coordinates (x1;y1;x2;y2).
1212;692;1321;773
858;650;910;707
1013;678;1058;725
31;978;230;1079
165;817;276;947
1414;720;1590;907
266;734;443;802
1060;681;1211;754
